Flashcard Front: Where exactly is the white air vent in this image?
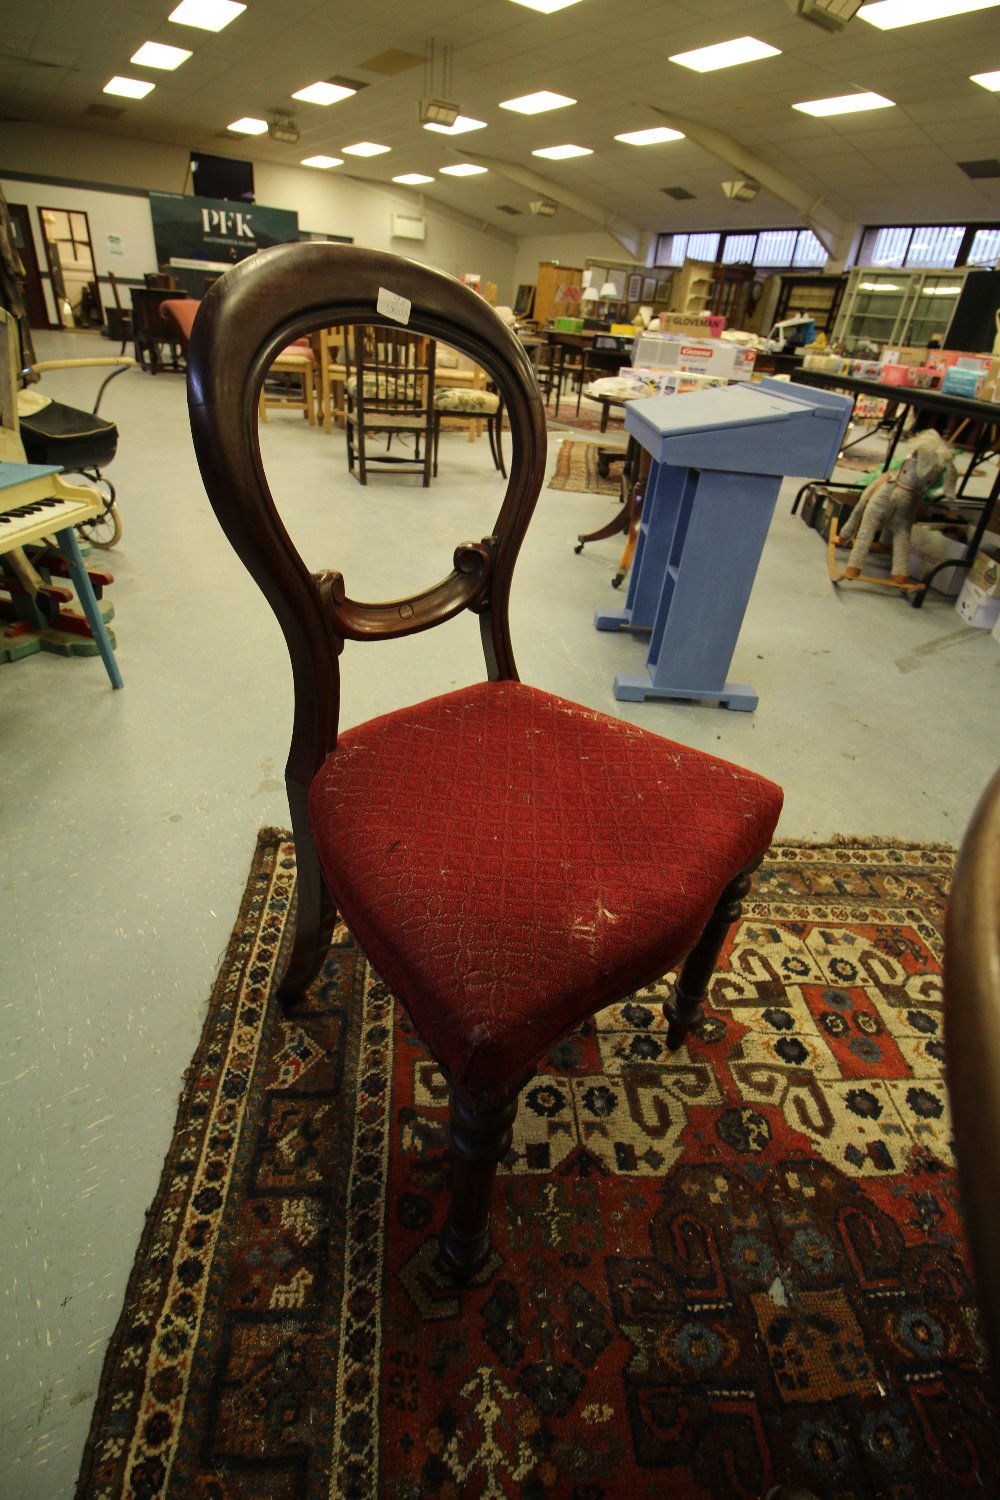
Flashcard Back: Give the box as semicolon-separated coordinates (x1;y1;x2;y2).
391;213;426;241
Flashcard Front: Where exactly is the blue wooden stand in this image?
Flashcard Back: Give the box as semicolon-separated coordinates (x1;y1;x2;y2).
595;378;851;710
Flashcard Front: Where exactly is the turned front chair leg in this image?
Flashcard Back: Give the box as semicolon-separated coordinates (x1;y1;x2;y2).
664;859;761;1050
440;1083;521;1282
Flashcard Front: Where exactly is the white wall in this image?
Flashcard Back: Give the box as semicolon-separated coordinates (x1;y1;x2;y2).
0;122;518;309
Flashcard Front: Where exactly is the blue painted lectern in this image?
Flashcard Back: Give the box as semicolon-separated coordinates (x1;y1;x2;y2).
595;377;851;711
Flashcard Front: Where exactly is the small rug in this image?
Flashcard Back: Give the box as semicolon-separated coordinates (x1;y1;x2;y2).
77;831;998;1499
548;440;625;497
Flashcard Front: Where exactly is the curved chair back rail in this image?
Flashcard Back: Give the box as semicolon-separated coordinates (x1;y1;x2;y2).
188;243;544;697
944;765;1000;1369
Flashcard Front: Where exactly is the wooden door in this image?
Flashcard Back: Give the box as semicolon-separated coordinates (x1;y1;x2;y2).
7;204;50;329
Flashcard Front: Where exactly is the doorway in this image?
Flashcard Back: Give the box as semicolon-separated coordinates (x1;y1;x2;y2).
38;206;103;328
7;203;49;329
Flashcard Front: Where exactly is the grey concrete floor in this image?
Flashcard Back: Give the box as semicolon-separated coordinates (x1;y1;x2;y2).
2;330;998;1495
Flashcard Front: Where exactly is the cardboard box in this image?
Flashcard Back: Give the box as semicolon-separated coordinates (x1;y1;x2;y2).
908;523;969;596
554;316;584;333
968;544;1000;599
880;345;930;367
630;333;755;380
992;609;1000;646
955;578;1000;628
654;312;725;339
879;363;911;386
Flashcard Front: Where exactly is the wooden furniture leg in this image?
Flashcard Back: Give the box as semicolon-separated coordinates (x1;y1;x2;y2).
440;1084;521;1281
664;861;757;1050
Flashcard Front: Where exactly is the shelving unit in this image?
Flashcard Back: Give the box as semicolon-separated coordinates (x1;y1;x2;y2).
831;267;971;353
773;274;845;337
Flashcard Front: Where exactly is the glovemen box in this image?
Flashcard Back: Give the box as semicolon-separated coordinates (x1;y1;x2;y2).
955;578;1000;628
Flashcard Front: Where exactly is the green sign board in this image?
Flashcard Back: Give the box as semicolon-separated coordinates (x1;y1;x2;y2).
149;192;299;265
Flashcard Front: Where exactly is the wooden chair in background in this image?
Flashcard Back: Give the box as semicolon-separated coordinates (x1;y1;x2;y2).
187;242;784;1283
345;325;434;484
432;370;505;477
260;339;318;425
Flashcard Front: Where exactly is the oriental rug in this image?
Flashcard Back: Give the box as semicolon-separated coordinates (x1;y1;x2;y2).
547;440;625;497
77;830;998;1500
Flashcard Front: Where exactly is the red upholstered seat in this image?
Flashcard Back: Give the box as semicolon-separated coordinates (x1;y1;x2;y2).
309;680;782;1092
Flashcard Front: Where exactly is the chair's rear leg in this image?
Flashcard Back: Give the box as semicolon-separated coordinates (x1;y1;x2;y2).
276;793;337;1005
440;1083;521;1281
664;859;761;1050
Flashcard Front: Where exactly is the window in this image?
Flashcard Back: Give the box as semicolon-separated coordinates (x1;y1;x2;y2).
905;226;963;267
755;229;797;266
793;230;827;267
967;226;1000;265
721;232;757;264
686;231;720;263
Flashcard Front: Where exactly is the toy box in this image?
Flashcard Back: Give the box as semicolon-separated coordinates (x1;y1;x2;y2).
554;317;584;334
955;578;1000;629
879;363;911;386
630;333;755;380
968;544;1000;599
941;366;986;399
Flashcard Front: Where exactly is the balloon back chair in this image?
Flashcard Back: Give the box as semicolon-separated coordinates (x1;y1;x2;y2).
944;766;1000;1370
187;243;784;1282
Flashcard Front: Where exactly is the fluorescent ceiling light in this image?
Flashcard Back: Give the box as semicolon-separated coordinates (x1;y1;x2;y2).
301;155;343;168
859;0;999;28
508;0;584;10
500;90;576;114
439;163;488;175
394;172;435;184
669;36;781;72
531;143;592;158
971;67;1000;89
424;115;487;135
615;126;684;145
104;76;155;98
859;281;900;290
130;42;191;70
293;81;356;105
168;0;245;31
228;116;268;134
793;91;895;115
341;141;391;156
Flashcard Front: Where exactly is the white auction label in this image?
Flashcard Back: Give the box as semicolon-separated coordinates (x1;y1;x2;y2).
377;287;411;325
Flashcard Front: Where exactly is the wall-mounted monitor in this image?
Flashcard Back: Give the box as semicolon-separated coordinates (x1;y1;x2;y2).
189;152;255;203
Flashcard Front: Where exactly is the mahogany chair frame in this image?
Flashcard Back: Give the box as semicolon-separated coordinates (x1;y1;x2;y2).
187;243;764;1280
944;765;1000;1368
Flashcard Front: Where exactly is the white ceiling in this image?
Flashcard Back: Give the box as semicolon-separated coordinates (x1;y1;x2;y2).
2;0;999;243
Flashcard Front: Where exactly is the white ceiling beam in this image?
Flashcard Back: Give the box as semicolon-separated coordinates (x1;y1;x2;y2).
649;108;855;262
448;150;646;258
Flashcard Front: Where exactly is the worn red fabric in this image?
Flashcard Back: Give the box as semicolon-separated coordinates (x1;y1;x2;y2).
308;681;783;1092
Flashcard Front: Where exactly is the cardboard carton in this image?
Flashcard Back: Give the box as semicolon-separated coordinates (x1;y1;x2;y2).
955;578;1000;628
968;544;1000;599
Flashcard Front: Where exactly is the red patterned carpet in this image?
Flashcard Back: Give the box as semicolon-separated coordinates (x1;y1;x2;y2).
77;831;997;1499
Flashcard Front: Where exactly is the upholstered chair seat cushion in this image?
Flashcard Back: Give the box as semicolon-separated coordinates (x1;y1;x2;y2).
433;387;501;415
308;680;782;1093
346;373;417;400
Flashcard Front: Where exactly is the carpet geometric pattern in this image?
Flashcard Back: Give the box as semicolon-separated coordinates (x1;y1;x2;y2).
76;831;998;1499
547;441;624;497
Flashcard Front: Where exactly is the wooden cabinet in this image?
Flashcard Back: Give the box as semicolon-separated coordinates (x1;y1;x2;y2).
534;262;582;327
773;274;845;336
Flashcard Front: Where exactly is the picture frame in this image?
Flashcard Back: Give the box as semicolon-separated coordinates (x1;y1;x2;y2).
627;272;642;303
655;277;672;303
643;275;658;301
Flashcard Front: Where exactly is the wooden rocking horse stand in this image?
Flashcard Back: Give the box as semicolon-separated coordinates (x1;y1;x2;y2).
186;243;783;1282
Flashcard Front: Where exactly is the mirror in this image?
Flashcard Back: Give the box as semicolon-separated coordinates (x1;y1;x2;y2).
38;207;103;329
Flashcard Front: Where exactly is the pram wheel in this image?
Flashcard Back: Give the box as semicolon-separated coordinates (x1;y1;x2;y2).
74;472;122;548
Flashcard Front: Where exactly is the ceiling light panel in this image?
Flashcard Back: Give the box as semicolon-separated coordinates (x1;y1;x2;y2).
301;155;343;168
228;115;268;133
341;141;391;156
394;173;435;184
615;126;684;145
293;81;356;105
439;163;488;175
970;68;1000;89
168;0;246;31
531;143;592;158
508;0;584;11
500;90;576;114
104;76;155;98
669;36;781;72
793;91;895;114
424;115;487;135
130;42;192;70
859;0;999;27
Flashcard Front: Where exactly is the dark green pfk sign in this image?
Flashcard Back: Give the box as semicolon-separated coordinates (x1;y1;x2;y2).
149;192;299;263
